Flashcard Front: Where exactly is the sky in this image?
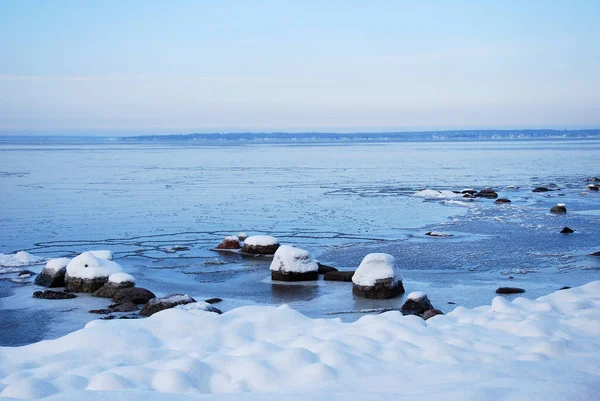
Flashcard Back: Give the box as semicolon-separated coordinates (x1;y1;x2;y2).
0;0;599;135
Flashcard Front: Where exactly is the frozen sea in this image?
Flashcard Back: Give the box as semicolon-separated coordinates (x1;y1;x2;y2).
1;138;600;346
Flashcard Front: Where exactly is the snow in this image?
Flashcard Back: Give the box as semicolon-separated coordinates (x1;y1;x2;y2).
108;272;135;284
243;235;279;246
270;245;318;273
88;250;114;261
223;236;240;242
65;252;123;280
413;189;463;200
352;253;401;287
43;257;71;273
0;251;44;267
557;203;566;207
407;291;427;300
1;282;600;400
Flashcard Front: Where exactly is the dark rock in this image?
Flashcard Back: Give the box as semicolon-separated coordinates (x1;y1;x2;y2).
560;227;574;234
401;294;434;316
323;271;355;282
101;315;116;320
352;279;405;299
204;297;223;304
462;193;475;199
425;231;454;237
216;237;241;250
447;301;456;305
240;243;279;255
65;276;108;293
139;294;197;317
112;287;156;305
271;271;318;282
495;287;525;294
110;302;138;312
423;309;444;320
89;309;112;314
587;184;599;191
317;262;338;274
475;188;498;198
550;204;567;214
34;268;66;288
559;286;571;290
589;251;600;257
495;198;511;204
33;290;77;300
19;270;36;277
171;246;190;251
461;189;477;195
532;187;549;192
93;283;132;299
205;306;223;315
585;177;600;182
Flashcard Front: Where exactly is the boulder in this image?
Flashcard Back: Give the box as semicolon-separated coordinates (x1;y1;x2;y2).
495;198;511;204
550;203;567;214
352;254;405;299
18;270;36;278
240;235;280;255
589;251;600;257
33;290;76;300
110;302;138;312
496;287;525;294
587;184;599;191
216;236;241;250
461;189;477;195
423;309;444;320
323;271;355;282
532;187;549;192
401;292;434;316
559;286;571;290
92;273;136;299
425;231;454;237
317;262;338;274
204;297;223;304
475;188;498;198
560;227;574;234
237;232;248;241
34;258;70;288
139;294;197;317
111;287;156;305
270;245;319;281
65;252;123;293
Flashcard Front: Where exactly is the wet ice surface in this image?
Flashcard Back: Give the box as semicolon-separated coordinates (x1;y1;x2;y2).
1;140;600;346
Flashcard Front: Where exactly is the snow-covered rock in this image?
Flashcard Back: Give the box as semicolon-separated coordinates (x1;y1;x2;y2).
89;250;114;260
550;203;567;214
139;294;198;317
352;253;404;299
240;235;280;255
401;292;435;317
34;257;70;287
215;235;241;250
65;252;124;293
108;272;135;286
237;232;248;241
270;245;318;281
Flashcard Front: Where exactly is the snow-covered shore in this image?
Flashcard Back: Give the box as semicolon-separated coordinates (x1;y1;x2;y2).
1;282;599;400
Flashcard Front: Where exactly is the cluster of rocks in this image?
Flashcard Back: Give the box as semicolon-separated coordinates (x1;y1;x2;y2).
214;234;280;255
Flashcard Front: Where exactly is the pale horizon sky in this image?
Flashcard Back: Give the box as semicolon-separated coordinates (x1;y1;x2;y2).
1;1;599;135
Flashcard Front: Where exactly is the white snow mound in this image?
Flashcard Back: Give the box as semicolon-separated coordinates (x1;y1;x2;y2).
89;250;114;260
2;282;600;400
407;291;427;300
0;251;44;267
244;235;279;246
270;245;318;273
352;253;401;287
66;252;123;280
413;189;463;200
44;257;71;273
108;272;135;285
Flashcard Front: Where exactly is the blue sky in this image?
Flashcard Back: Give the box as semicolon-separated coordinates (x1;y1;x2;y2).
0;0;599;134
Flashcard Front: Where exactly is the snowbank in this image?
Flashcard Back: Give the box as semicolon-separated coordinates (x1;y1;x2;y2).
66;252;123;280
244;235;279;246
413;189;463;200
1;282;600;400
0;251;44;267
270;245;318;273
44;257;71;273
352;253;401;287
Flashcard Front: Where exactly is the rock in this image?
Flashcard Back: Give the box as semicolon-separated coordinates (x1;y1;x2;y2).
589;251;600;257
206;306;223;314
108;272;135;287
507;185;519;190
111;287;156;305
19;270;36;277
240;235;280;255
317;262;338;274
139;294;197;317
352;254;405;299
204;297;223;304
532;187;549;192
237;232;248;241
495;287;525;294
475;188;498;198
65;252;123;293
560;227;574;234
33;290;76;300
587;184;599;191
559;286;571;290
110;302;138;312
495;198;511;204
216;236;241;250
65;277;110;293
585;177;600;182
270;245;319;282
550;203;567;214
423;309;444;320
34;258;70;288
101;315;116;320
401;292;434;316
92;284;122;299
461;189;477;195
89;309;112;314
170;246;190;251
425;231;454;237
323;271;355;282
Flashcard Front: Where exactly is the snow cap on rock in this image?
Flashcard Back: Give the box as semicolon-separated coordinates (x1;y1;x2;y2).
352;253;401;287
270;245;318;273
108;272;135;285
244;235;279;246
44;258;71;273
66;252;123;280
407;291;427;301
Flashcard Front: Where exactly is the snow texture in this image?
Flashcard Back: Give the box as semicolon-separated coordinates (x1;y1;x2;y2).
269;245;318;273
89;250;114;261
108;272;135;285
557;203;566;207
407;291;427;300
1;282;600;401
43;258;71;273
352;253;401;287
243;235;279;246
413;189;463;200
65;252;123;280
0;251;44;267
224;236;239;242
